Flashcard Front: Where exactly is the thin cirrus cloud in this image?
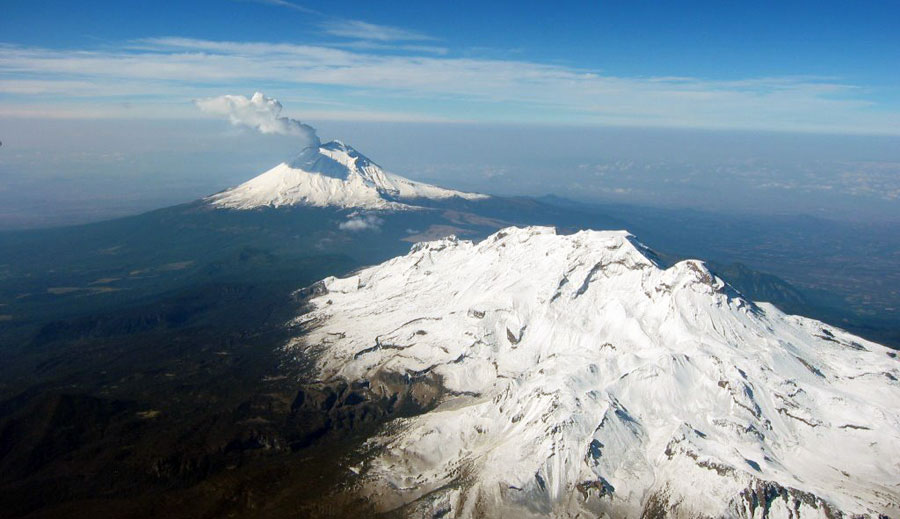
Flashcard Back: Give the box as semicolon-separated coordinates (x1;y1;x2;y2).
328;40;448;55
319;19;436;41
241;0;434;43
0;37;898;135
238;0;321;15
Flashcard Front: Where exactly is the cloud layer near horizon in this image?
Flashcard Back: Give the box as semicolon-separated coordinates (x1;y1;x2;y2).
1;37;899;135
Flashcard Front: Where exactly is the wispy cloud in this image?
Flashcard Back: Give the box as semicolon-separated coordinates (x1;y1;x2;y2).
330;40;448;55
1;38;898;134
238;0;433;43
320;19;434;41
237;0;320;15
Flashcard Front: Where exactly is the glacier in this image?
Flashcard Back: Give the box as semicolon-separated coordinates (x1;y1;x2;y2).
289;226;899;518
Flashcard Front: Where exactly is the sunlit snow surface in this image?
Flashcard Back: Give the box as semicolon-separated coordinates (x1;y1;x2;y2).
208;140;487;210
291;227;900;518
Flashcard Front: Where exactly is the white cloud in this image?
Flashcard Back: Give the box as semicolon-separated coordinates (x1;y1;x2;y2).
1;39;899;134
339;214;383;231
330;40;448;55
238;0;320;15
194;92;319;147
320;20;434;41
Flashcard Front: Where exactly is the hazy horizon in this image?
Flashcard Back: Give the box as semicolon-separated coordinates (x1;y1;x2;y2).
1;117;898;229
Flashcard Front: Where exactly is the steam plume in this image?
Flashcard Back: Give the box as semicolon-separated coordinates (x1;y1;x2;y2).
195;92;320;148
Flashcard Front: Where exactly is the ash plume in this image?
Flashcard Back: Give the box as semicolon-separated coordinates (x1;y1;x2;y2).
195;92;320;149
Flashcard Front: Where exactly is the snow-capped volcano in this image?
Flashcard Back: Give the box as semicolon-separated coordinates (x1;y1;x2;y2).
207;140;488;210
291;226;900;518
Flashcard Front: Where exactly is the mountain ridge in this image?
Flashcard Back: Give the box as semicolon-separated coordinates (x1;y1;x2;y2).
291;226;900;518
207;140;488;210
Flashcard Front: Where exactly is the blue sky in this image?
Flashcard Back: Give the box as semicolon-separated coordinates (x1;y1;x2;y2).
1;0;899;133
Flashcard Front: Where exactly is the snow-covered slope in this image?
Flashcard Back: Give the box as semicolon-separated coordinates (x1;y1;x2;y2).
207;140;488;210
290;226;900;518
